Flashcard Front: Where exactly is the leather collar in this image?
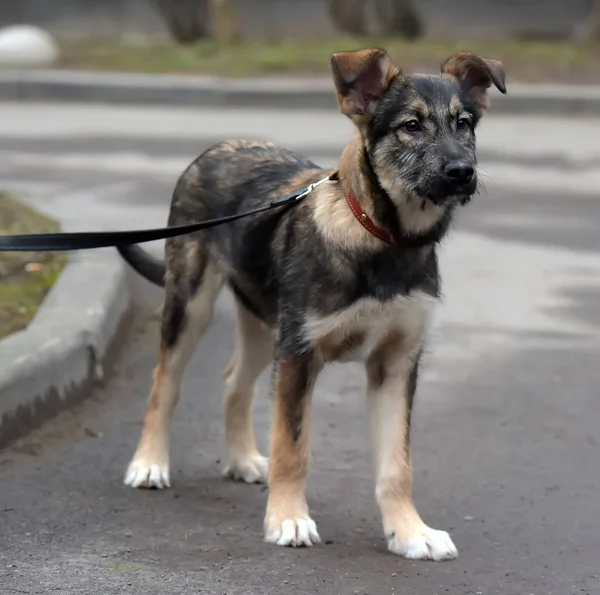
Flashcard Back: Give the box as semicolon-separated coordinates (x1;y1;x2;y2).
344;189;394;246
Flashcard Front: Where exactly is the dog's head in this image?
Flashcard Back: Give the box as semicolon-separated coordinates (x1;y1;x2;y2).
331;48;506;207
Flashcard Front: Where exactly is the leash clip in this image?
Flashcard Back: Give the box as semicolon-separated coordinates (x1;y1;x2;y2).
269;173;333;207
297;174;332;199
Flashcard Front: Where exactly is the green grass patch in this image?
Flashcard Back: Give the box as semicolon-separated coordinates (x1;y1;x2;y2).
58;36;600;83
0;194;67;340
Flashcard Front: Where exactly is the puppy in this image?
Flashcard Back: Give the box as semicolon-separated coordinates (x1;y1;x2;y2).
118;48;506;560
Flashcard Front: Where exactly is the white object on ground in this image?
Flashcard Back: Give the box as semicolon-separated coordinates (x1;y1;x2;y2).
0;25;59;67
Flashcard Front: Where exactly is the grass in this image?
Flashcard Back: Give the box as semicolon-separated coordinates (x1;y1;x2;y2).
58;36;600;83
0;194;67;340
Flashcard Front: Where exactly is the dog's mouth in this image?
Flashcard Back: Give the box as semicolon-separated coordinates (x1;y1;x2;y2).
418;178;478;206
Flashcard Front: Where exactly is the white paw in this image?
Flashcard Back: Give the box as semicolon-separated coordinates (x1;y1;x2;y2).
223;454;268;484
387;527;458;561
265;517;321;547
124;459;170;489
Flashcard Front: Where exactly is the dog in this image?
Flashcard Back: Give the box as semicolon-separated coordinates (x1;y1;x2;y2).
117;48;506;560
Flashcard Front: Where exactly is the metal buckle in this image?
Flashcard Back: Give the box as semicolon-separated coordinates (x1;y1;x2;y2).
269;174;332;207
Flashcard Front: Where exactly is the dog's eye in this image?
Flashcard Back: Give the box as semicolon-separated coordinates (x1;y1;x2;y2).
402;120;421;133
457;117;470;130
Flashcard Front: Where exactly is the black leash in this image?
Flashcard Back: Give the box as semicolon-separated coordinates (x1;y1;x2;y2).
0;174;335;252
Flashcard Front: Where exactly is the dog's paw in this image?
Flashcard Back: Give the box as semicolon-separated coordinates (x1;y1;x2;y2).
264;517;321;547
387;526;458;561
223;454;269;484
124;458;170;489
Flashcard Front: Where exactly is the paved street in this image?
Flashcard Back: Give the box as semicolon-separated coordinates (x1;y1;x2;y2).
1;104;600;595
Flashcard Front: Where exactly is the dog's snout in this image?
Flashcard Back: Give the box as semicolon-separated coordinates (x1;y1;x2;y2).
443;161;474;185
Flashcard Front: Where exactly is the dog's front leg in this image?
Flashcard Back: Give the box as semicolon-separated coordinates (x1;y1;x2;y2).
366;351;458;561
264;354;321;547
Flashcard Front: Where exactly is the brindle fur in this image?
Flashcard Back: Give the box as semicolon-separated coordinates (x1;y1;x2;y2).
119;48;506;559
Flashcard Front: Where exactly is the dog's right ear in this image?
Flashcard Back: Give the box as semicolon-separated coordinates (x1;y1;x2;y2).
331;48;399;123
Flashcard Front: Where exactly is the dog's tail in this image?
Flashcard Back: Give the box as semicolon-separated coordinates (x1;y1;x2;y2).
117;244;166;288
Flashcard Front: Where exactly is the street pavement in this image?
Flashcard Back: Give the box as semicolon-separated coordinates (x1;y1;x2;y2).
1;104;600;595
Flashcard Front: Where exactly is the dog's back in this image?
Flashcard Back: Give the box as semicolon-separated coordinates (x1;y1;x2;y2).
163;139;331;325
170;139;322;227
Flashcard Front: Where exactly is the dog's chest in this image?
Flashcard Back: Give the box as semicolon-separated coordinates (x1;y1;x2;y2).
303;290;437;363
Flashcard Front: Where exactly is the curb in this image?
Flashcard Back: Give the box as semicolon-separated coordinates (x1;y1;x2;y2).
0;216;132;448
2;70;600;115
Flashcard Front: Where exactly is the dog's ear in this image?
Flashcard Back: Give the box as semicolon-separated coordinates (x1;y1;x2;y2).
331;48;399;122
442;52;506;111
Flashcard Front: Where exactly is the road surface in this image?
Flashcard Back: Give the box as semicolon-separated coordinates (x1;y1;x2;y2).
0;104;599;595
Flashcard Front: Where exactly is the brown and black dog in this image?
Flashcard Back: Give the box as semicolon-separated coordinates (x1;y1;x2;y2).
118;48;506;560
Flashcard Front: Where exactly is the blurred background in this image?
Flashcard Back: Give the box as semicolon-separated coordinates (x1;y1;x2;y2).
0;0;596;38
0;0;599;82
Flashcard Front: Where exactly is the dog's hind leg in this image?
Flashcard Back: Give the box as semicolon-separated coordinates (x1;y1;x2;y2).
222;299;273;484
124;246;224;489
222;349;237;380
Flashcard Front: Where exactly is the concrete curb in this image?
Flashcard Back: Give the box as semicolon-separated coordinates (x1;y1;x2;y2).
0;216;132;448
2;69;600;115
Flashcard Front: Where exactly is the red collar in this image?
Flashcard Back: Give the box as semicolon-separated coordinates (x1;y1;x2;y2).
344;189;394;246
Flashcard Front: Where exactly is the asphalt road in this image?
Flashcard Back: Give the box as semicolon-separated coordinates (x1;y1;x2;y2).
1;105;600;595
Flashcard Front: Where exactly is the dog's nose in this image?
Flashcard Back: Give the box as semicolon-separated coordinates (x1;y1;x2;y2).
444;162;474;185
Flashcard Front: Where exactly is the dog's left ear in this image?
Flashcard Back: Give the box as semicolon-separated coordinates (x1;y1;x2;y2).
331;48;400;123
442;52;506;111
